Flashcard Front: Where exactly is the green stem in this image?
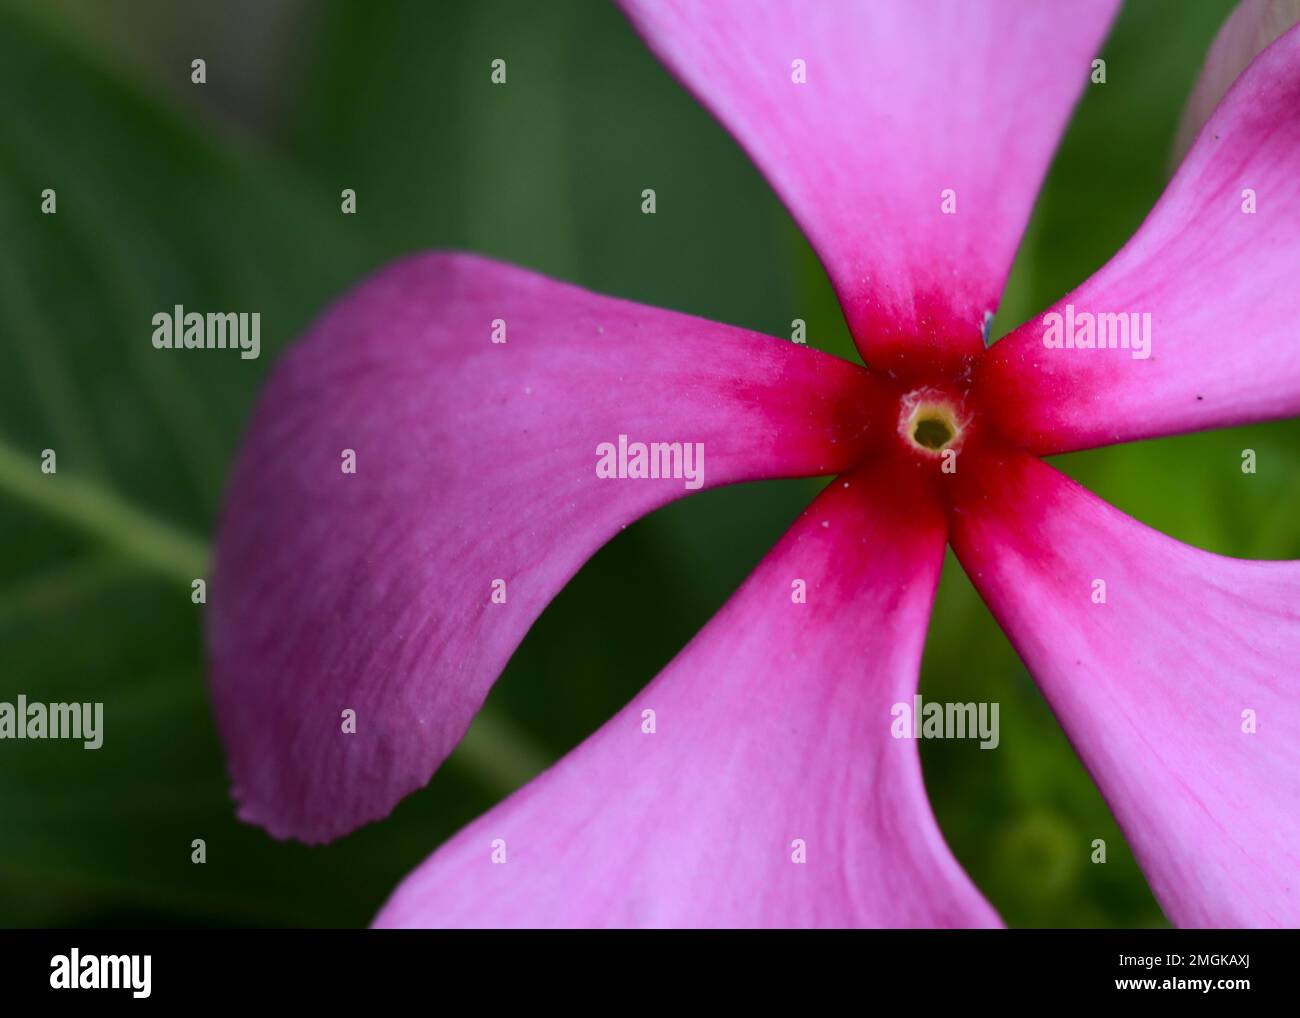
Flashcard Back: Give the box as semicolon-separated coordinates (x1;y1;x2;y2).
0;436;554;794
0;437;208;582
450;710;554;794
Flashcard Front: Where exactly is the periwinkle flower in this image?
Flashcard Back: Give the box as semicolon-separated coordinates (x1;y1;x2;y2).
207;0;1300;927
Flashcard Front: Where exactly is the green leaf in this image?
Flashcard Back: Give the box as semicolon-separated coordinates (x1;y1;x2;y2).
0;6;546;927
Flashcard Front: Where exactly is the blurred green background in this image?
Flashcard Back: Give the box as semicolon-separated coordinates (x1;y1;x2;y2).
1;0;1294;928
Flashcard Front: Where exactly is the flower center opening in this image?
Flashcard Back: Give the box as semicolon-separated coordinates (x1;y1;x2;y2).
895;388;971;460
912;414;955;450
900;395;963;455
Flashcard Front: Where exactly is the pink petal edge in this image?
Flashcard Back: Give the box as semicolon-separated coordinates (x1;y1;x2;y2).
951;449;1300;928
1173;0;1300;165
619;0;1120;375
374;457;1000;928
206;251;883;843
980;21;1300;453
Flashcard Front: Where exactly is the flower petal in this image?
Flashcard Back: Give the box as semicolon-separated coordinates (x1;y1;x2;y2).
949;448;1300;927
207;252;883;843
1173;0;1300;166
618;0;1120;375
374;457;999;928
979;23;1300;454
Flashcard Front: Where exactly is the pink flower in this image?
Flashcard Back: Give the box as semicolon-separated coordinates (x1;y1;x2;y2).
206;1;1300;927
